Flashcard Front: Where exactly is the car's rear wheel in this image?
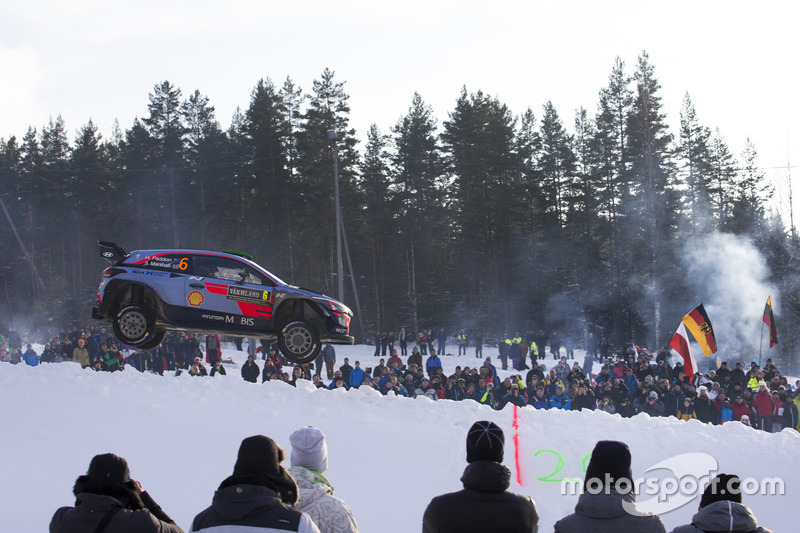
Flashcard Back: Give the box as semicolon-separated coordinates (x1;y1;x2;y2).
113;305;156;346
278;320;320;364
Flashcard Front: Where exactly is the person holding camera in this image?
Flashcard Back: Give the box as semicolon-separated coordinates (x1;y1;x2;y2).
50;453;183;533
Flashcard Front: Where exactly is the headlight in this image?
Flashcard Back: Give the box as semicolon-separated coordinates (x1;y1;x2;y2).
329;300;352;315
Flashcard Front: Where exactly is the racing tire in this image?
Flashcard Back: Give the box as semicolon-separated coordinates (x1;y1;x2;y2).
278;320;321;364
113;305;156;346
136;329;166;350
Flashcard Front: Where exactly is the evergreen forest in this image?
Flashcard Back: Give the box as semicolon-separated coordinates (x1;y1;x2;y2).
1;53;798;371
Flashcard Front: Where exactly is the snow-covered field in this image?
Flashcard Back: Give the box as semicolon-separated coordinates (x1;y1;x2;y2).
2;343;796;532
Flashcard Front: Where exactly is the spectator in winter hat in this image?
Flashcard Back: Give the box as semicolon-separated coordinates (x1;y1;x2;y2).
190;435;319;533
671;474;772;532
287;426;358;533
554;440;666;533
422;421;539;533
50;453;183;533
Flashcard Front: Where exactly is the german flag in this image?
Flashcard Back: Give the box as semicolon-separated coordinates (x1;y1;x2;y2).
681;304;717;356
763;296;778;348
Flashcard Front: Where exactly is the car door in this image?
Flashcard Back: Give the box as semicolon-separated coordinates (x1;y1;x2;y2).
184;254;275;335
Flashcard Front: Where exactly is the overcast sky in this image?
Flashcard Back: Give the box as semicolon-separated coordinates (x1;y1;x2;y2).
2;1;798;221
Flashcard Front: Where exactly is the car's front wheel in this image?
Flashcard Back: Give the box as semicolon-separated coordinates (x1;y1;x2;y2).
278;320;320;364
136;329;166;350
113;305;156;346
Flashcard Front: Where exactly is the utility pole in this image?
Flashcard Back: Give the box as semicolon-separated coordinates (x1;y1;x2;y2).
327;129;344;302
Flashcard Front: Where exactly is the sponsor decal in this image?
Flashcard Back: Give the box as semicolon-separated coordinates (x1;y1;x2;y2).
227;285;270;304
187;291;205;306
131;268;169;278
200;312;257;327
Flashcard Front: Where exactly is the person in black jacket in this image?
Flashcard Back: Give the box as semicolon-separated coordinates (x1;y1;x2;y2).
693;386;716;424
50;453;183;533
422;420;539;533
190;435;319;533
241;355;260;383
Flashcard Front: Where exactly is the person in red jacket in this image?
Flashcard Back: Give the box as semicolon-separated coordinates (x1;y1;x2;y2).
387;349;402;370
730;394;752;422
751;382;775;431
770;391;784;433
205;334;221;365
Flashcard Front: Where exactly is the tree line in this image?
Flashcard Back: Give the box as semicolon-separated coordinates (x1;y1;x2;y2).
1;53;798;370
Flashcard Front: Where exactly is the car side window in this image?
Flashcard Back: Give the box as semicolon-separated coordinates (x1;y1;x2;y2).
194;256;266;285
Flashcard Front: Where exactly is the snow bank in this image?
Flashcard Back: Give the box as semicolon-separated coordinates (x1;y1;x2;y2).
1;344;796;532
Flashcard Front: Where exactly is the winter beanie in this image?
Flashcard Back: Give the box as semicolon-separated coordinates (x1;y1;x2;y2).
233;435;285;476
466;420;504;463
699;474;742;508
290;426;329;473
87;453;130;484
584;440;632;489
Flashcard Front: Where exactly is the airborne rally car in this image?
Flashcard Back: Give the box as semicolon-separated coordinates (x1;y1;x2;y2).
92;242;354;363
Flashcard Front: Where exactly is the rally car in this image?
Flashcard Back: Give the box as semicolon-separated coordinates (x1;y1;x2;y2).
92;242;353;363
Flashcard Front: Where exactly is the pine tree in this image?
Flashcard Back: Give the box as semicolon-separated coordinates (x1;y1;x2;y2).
538;102;576;241
442;87;524;328
244;78;291;257
626;52;679;346
731;139;773;235
144;81;187;247
183;89;225;248
295;68;359;294
391;93;447;332
360;124;393;330
571;107;604;300
678;93;713;232
707;128;738;229
594;58;633;340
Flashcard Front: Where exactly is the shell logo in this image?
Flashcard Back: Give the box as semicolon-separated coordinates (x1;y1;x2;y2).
187;291;205;306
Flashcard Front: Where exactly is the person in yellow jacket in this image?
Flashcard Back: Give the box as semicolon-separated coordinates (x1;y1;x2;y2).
457;331;468;356
746;375;760;392
794;394;800;431
678;398;697;421
72;338;90;368
529;341;539;368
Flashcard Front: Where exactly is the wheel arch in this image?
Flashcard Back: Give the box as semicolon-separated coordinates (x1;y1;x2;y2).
272;298;326;332
106;281;163;319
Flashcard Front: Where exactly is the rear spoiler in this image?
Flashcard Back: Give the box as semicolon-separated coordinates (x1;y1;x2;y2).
98;241;128;263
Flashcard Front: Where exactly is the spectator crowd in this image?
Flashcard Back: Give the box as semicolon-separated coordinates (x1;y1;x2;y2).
3;323;798;434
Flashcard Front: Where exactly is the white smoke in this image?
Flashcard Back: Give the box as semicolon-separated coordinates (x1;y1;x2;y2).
681;231;777;361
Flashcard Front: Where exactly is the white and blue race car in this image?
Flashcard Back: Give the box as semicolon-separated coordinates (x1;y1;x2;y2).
92;241;353;363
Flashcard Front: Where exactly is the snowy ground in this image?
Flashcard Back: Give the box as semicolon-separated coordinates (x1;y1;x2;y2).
1;343;796;532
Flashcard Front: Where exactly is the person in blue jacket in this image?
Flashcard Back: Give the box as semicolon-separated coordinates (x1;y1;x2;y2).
530;387;551;409
349;361;365;389
550;385;571;410
24;344;39;367
426;349;443;378
715;399;735;425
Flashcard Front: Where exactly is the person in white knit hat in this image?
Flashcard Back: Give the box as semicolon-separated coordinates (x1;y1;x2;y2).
288;426;358;533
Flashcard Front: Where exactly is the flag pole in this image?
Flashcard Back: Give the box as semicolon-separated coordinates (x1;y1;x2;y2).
758;320;764;367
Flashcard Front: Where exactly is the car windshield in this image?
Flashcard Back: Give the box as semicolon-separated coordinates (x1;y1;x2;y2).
244;258;288;287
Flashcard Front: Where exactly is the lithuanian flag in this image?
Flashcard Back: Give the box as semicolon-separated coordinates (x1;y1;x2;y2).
763;296;778;348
